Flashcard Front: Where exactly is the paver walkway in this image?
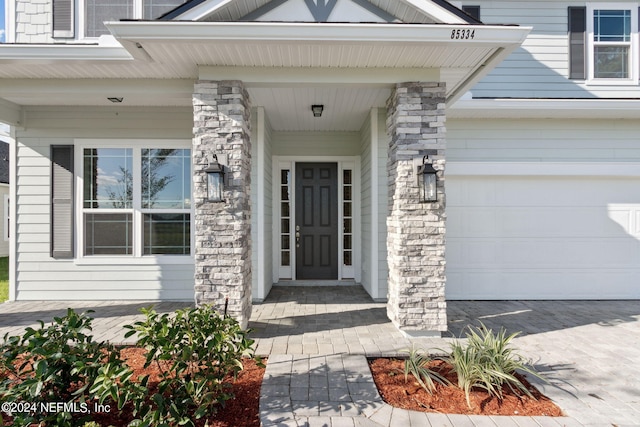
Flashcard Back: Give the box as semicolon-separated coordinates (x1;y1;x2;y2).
0;288;639;427
251;287;640;427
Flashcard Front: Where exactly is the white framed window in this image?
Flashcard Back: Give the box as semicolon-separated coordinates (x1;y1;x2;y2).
76;140;192;262
80;0;185;39
587;4;639;83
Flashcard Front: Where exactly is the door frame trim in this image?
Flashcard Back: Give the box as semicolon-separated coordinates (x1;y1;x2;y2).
272;156;361;283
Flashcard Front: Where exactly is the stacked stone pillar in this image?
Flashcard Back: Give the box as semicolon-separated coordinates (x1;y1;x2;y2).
386;82;447;336
192;80;252;329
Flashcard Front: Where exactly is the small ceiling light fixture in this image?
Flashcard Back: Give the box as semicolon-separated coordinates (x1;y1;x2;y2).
311;104;324;117
107;97;123;103
416;155;438;202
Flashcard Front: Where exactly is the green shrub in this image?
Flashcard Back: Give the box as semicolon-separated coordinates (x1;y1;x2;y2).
123;304;257;427
446;322;545;408
403;346;449;393
0;309;143;427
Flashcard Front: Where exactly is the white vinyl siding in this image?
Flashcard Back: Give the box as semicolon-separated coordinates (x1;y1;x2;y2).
375;109;388;300
469;0;640;98
359;109;387;300
14;106;195;301
251;107;274;301
359;111;373;296
448;117;640;162
271;132;361;157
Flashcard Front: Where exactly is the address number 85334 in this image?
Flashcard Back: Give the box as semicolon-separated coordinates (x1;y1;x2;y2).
451;29;475;40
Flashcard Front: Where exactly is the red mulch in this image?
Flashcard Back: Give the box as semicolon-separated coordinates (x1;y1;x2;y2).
369;358;563;416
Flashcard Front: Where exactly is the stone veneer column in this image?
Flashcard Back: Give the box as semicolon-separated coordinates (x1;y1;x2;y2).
192;80;252;329
386;82;447;336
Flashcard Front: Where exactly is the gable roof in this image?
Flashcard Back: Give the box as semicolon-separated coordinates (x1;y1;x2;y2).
160;0;480;24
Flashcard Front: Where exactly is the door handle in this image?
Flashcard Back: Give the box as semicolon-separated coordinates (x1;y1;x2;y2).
296;228;300;248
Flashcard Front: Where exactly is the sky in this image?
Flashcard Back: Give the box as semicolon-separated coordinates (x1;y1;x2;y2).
0;0;5;43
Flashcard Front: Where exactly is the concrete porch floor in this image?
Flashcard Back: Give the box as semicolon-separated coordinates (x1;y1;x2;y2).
0;286;639;426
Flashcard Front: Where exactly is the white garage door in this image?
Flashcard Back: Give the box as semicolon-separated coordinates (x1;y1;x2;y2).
446;175;640;299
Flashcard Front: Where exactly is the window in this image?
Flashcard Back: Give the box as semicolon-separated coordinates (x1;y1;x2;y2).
585;4;639;82
83;0;185;38
81;145;191;257
461;5;480;21
593;9;631;78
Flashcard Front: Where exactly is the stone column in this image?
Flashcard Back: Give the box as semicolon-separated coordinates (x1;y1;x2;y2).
386;82;447;336
192;80;252;329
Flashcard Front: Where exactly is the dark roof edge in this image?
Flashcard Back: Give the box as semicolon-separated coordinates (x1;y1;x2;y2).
431;0;483;24
158;0;207;21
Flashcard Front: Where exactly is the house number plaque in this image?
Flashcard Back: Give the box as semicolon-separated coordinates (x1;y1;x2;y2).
451;29;476;40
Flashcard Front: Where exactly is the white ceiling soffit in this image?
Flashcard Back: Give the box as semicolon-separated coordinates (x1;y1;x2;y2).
168;0;470;24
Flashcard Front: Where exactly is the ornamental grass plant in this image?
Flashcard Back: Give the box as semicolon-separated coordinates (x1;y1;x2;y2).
446;322;546;408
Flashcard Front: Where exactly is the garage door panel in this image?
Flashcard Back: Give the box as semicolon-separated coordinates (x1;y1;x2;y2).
451;177;640;207
446;269;640;299
449;237;640;268
447;176;640;299
447;208;498;238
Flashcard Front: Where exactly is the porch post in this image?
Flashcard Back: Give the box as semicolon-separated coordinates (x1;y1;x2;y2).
192;80;252;329
386;82;447;336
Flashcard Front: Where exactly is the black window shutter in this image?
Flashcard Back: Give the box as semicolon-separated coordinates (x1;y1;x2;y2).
568;7;586;80
51;145;74;259
52;0;74;38
462;5;481;21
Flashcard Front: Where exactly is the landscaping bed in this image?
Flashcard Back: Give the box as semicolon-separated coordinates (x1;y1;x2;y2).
369;357;562;416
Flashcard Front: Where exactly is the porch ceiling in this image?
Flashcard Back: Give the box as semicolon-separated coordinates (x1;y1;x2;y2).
0;21;531;130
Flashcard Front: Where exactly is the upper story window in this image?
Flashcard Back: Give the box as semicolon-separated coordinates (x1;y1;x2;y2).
586;4;638;83
83;0;185;38
593;9;631;78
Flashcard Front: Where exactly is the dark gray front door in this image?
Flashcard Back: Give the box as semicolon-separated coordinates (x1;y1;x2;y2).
295;162;338;280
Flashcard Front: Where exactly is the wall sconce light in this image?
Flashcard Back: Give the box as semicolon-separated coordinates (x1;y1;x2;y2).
416;155;437;202
205;154;225;202
311;104;324;117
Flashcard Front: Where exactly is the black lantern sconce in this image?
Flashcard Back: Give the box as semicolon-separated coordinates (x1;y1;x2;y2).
205;154;225;202
416;155;437;202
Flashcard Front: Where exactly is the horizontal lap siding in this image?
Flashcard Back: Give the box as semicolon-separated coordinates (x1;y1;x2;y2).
271;132;361;156
448;118;640;162
250;109;273;300
359;112;372;295
15;106;195;301
471;0;640;98
376;109;388;299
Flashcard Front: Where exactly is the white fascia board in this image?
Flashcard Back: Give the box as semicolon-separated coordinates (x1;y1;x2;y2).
450;98;640;119
0;44;132;63
106;21;530;46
